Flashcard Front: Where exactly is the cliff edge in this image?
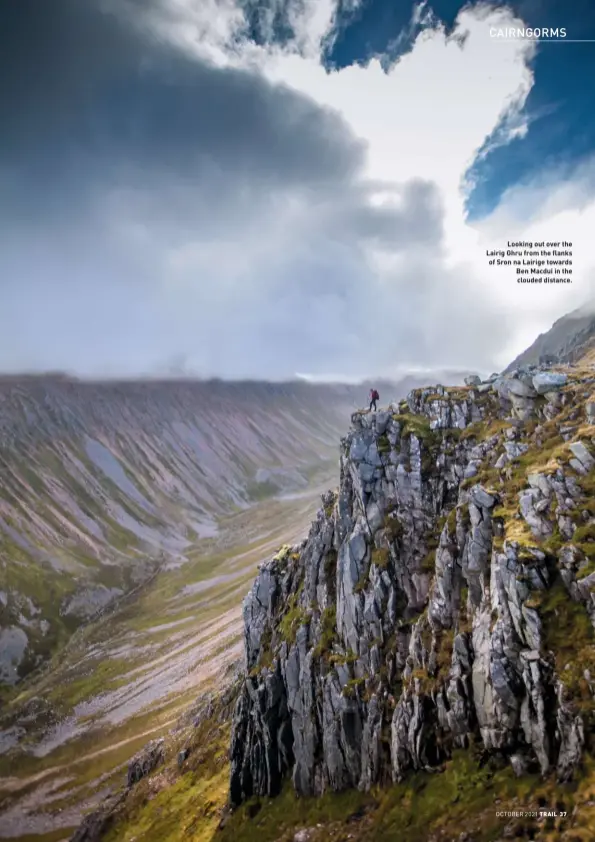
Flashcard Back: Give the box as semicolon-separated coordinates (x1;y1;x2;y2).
230;364;595;807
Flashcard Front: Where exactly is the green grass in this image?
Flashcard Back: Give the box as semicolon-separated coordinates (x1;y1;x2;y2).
312;607;337;658
573;523;595;544
44;656;142;712
102;718;231;842
371;547;390;569
342;676;365;698
278;593;309;646
392;413;435;445
377;434;391;454
577;559;595;580
420;551;436;573
384;514;403;541
539;578;595;711
217;749;580;842
328;649;358;667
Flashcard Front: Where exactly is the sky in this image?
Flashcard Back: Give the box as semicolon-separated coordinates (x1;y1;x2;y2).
1;0;594;381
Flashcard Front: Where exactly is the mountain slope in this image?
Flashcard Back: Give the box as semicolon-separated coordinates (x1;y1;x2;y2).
0;370;479;837
0;486;332;840
0;377;359;689
69;357;595;842
505;302;595;371
0;372;476;691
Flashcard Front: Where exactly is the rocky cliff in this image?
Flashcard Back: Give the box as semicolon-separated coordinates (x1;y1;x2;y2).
229;364;595;807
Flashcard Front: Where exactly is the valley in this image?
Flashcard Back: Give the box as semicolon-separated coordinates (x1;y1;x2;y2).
0;376;356;691
0;369;488;840
0;474;336;840
0;375;360;839
36;349;595;842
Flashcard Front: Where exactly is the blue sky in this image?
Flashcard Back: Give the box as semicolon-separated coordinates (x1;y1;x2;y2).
327;0;595;220
0;0;593;379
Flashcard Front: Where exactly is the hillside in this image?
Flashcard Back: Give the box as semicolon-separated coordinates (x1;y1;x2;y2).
0;376;359;691
0;372;477;693
0;486;331;840
1;370;478;839
505;304;595;371
74;355;595;842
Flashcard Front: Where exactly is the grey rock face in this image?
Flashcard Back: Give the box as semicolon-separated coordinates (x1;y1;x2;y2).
507;378;537;398
470;485;497;509
532;372;568;394
229;382;594;807
569;441;595;472
70;793;127;842
491;370;574;422
127;738;165;787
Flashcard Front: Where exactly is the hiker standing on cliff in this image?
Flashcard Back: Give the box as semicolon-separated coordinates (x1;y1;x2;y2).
369;388;379;411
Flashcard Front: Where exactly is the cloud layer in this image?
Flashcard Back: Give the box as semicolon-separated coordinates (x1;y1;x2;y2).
1;0;593;378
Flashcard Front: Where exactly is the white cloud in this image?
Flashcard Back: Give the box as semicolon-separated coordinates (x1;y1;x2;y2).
473;159;595;361
4;0;594;379
128;0;594;374
134;1;536;194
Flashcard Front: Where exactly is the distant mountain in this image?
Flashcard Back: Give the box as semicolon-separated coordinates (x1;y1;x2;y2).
505;302;595;371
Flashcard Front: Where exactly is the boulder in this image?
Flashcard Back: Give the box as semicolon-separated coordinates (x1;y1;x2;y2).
569;441;595;472
470;485;497;509
507;378;537;398
532;372;568;394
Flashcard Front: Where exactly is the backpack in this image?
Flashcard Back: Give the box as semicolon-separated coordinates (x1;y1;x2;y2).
372;389;379;401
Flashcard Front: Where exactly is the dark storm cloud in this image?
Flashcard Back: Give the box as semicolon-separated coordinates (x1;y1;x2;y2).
0;0;364;208
0;0;455;378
